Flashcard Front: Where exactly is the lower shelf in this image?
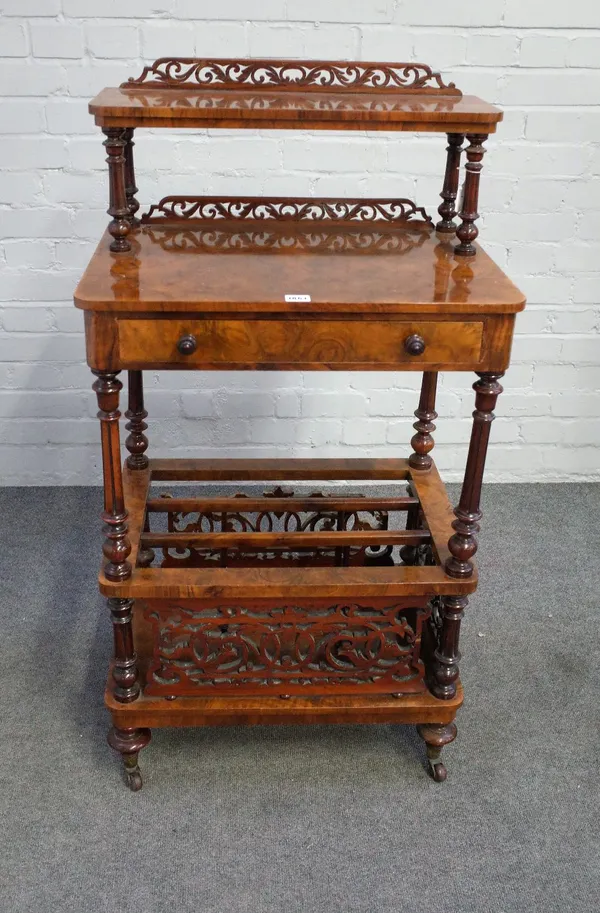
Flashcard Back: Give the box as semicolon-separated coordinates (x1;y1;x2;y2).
99;456;477;598
106;677;463;729
107;589;463;729
105;675;462;790
101;455;471;790
108;579;463;729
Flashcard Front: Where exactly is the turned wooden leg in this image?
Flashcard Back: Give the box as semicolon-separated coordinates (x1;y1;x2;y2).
108;726;151;792
416;722;457;782
125;370;149;470
108;597;141;702
409;371;438;471
429;372;503;699
455;133;488;257
430;595;468;699
123;127;140;227
102;127;131;253
445;372;504;579
436;133;464;233
92;370;131;581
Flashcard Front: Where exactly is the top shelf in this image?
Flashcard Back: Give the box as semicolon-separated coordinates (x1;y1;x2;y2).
89;57;503;133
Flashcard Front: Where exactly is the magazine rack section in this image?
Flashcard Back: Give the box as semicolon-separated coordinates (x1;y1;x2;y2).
76;59;525;790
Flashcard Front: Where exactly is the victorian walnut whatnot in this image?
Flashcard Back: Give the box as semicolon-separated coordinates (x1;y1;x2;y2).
75;58;525;790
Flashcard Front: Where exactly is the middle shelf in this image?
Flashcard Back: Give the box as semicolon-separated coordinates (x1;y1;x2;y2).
99;456;477;599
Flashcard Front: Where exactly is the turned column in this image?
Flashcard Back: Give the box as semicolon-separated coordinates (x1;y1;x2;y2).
408;372;438;471
430;595;468;700
125;370;149;470
455;133;488;257
436;133;464;233
92;370;131;581
108;598;141;703
431;372;503;700
102;127;131;253
445;372;504;579
123;127;140;227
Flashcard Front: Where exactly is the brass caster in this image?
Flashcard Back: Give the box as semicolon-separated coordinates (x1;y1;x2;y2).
123;755;143;792
108;726;151;791
416;722;456;784
428;759;447;783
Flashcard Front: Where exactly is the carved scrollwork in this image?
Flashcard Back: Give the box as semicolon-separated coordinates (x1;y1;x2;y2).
142;196;433;225
143;600;431;697
152;487;392;569
122;58;461;96
170;490;386;535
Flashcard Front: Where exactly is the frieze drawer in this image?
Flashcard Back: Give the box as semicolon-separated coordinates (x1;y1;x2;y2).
117;317;484;370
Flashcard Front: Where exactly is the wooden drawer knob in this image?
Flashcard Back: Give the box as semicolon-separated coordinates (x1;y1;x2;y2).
404;334;426;356
176;334;197;356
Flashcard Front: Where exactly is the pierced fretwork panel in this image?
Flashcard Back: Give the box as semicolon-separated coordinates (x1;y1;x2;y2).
123;58;461;95
141;196;433;225
143;599;431;697
145;486;403;568
168;487;388;533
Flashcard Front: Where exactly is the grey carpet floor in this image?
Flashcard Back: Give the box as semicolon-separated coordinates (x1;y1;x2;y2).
0;483;599;913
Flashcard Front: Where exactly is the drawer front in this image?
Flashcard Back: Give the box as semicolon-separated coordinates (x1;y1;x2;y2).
118;317;484;369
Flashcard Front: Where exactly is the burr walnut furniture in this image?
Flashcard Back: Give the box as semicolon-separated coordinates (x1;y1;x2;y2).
76;59;525;790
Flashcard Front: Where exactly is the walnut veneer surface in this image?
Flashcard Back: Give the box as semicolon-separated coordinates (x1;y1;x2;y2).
77;221;523;374
75;223;524;314
89;57;502;133
90;86;502;132
78;57;525;790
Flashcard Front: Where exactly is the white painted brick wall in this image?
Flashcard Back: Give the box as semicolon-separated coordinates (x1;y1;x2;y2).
1;2;599;484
